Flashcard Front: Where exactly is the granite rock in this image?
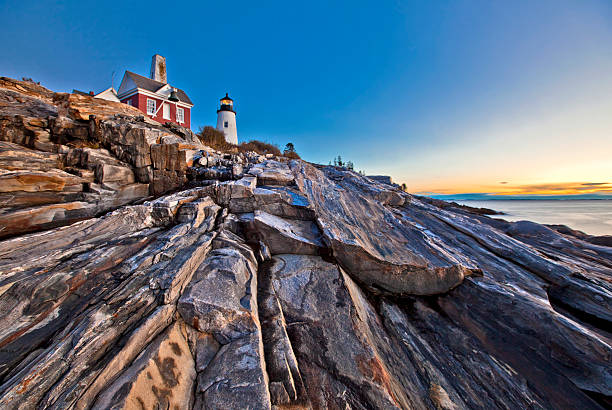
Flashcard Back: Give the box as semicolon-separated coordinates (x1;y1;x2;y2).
0;76;610;410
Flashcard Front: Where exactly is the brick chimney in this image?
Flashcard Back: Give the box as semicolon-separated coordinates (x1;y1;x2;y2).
150;54;167;84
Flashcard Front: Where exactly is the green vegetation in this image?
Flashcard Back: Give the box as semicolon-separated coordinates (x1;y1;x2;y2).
331;155;354;171
329;155;365;174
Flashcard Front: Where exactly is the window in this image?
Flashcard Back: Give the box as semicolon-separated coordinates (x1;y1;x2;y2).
177;107;185;123
162;103;170;120
126;99;132;106
224;121;229;128
146;99;156;116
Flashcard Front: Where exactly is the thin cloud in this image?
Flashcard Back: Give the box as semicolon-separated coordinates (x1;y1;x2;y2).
423;182;612;196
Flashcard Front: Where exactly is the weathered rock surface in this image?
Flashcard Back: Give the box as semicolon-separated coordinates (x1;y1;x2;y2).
92;320;196;410
291;161;477;295
0;76;610;409
0;77;206;238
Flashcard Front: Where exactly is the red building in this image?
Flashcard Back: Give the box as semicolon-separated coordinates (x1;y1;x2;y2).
117;55;193;129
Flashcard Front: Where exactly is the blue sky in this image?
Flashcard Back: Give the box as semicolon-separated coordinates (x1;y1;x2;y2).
2;0;611;194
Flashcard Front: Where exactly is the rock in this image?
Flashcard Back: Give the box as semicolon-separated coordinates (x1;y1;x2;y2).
0;76;212;233
367;175;393;185
248;160;294;186
195;332;271;410
74;304;175;409
0;141;62;171
177;196;221;229
252;210;323;255
268;254;402;409
96;163;135;184
254;186;316;220
232;162;244;178
291;161;476;295
257;258;309;407
0;170;85;193
0;200;98;239
0;76;610;410
92;321;196;410
178;243;259;343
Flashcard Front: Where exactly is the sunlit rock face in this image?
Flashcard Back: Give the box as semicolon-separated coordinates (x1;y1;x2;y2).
0;77;610;409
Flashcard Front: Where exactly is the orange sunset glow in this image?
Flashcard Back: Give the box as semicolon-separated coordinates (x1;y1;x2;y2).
415;182;612;196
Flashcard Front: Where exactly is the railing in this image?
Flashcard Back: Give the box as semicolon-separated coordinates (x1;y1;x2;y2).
217;105;235;113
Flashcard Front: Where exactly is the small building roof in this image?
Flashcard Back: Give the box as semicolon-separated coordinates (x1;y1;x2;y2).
122;71;193;105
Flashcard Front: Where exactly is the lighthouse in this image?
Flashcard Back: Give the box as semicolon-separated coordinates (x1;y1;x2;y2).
216;93;238;144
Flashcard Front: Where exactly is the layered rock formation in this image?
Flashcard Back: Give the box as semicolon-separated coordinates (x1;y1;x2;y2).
0;77;610;409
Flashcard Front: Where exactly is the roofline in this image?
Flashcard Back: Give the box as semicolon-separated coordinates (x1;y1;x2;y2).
124;70;191;96
95;86;117;95
118;88;194;108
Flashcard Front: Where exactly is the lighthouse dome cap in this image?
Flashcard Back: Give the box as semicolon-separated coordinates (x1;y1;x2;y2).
220;93;233;102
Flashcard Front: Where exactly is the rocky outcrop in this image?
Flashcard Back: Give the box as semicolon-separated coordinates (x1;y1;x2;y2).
0;76;610;409
292;162;476;295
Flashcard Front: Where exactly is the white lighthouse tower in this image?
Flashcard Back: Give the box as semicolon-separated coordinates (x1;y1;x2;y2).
216;93;238;144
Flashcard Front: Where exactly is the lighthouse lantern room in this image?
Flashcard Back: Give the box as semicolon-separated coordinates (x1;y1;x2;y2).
216;93;238;144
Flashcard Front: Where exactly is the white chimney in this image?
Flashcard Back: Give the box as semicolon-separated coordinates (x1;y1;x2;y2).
150;54;167;83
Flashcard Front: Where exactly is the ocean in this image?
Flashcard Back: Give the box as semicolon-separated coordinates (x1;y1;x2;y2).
452;199;612;236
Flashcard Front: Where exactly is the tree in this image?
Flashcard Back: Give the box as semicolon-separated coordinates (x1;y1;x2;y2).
331;155;358;171
284;142;295;154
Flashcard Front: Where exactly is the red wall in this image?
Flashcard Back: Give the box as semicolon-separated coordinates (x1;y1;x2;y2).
120;93;191;129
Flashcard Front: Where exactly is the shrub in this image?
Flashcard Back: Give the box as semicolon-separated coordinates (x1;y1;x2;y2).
331;155;354;170
197;126;235;151
238;140;282;156
284;151;301;159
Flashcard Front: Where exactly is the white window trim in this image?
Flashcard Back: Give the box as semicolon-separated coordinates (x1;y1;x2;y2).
176;107;185;124
146;98;156;116
162;103;170;120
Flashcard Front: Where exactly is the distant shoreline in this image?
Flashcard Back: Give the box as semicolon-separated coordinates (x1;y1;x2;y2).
431;197;612;201
447;198;612;236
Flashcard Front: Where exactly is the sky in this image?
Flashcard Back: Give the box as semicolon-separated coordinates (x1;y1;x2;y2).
1;0;611;196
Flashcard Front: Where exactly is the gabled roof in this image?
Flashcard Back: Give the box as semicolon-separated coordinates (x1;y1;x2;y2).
119;71;193;105
95;87;120;102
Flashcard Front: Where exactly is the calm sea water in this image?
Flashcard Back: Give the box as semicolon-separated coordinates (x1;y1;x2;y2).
453;200;612;236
